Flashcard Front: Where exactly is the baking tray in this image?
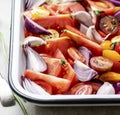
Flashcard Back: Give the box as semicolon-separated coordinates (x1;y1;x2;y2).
8;0;120;106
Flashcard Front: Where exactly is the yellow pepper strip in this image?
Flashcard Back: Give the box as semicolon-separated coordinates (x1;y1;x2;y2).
98;72;120;83
102;49;120;62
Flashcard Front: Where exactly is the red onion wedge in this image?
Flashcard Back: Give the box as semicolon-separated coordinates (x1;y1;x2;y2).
73;60;98;82
114;10;120;25
78;46;92;66
22;36;46;47
22;77;50;95
24;17;51;35
96;82;115;95
108;0;120;6
23;46;47;72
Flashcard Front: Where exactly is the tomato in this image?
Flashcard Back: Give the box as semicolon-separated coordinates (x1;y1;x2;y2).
67;47;86;63
44;2;85;15
87;0;115;15
35;80;53;94
24;69;71;94
53;49;77;86
68;82;93;95
111;61;120;73
46;37;76;56
32;14;75;32
90;56;113;72
100;40;113;50
99;16;119;35
102;49;120;62
43;57;63;77
63;29;103;56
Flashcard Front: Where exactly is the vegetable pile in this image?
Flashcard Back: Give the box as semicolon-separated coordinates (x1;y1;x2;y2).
22;0;120;95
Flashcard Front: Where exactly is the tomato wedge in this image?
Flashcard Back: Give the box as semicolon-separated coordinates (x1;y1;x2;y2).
67;47;86;63
24;69;70;94
33;14;75;31
43;57;63;77
87;0;115;15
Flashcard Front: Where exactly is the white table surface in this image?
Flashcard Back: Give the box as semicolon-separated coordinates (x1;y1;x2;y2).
1;0;120;115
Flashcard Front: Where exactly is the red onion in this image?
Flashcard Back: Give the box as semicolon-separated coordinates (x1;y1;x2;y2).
113;82;120;94
22;77;50;95
73;60;98;82
25;17;51;35
97;82;115;95
78;46;92;66
23;46;47;72
108;0;120;6
114;10;120;25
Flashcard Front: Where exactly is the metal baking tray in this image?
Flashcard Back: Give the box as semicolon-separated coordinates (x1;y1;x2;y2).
8;0;120;106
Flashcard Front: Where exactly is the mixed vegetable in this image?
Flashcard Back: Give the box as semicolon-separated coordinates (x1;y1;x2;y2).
22;0;120;95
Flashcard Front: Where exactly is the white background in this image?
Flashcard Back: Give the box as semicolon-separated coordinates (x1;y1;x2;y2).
1;0;120;115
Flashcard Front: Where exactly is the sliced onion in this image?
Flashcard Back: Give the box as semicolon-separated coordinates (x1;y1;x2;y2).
80;23;88;35
73;60;98;82
108;0;120;6
78;46;92;66
114;11;120;25
22;77;50;95
72;11;93;27
24;46;47;72
86;26;104;44
96;82;115;95
22;36;46;47
25;17;51;35
113;82;120;94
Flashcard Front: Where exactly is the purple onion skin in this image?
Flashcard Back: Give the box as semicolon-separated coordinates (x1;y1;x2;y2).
108;0;120;6
25;17;51;35
113;82;120;94
114;11;120;25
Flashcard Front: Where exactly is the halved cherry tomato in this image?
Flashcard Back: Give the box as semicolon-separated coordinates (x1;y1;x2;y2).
67;47;86;63
68;82;93;95
99;15;119;35
90;56;113;72
87;0;115;15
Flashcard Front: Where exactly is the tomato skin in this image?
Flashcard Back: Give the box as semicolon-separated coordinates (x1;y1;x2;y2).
67;47;86;63
43;57;63;77
33;15;75;32
90;56;113;72
44;2;85;15
68;82;93;95
35;81;53;94
87;0;115;15
111;61;120;73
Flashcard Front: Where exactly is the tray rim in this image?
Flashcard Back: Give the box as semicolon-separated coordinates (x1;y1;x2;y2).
8;0;120;106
